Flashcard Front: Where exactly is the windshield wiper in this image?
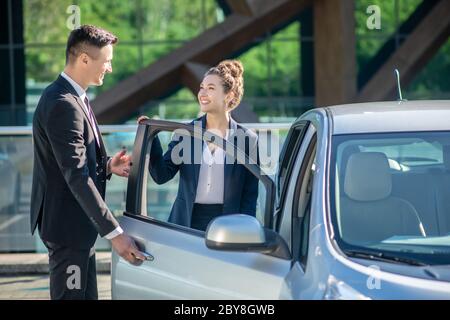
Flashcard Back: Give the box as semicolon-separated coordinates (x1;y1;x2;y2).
344;249;428;266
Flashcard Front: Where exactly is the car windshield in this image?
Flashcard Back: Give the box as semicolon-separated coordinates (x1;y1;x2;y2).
330;131;450;266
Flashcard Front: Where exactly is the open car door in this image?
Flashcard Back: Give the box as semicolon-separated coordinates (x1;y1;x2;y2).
111;119;292;299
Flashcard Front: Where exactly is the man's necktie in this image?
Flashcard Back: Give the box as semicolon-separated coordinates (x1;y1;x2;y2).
84;96;100;146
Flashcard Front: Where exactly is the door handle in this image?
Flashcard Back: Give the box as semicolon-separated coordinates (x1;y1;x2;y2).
141;251;154;261
132;239;154;262
132;251;154;262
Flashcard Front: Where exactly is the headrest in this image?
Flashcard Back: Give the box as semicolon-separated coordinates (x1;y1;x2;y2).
344;152;391;201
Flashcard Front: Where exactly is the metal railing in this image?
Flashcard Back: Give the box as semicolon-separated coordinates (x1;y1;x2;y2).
0;123;292;136
0;122;292;253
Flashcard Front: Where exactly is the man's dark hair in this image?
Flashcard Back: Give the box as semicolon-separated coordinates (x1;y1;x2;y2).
65;25;118;64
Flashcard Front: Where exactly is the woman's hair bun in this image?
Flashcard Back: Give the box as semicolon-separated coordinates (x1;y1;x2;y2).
218;60;244;78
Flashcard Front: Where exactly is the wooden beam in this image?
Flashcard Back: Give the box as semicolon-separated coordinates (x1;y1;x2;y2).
314;0;356;107
226;0;260;16
357;0;450;102
181;62;210;94
93;0;312;123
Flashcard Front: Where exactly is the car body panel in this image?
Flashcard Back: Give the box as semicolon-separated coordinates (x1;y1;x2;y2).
112;215;291;300
326;100;450;134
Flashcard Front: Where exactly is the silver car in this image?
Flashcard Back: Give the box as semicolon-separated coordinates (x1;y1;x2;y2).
112;100;450;299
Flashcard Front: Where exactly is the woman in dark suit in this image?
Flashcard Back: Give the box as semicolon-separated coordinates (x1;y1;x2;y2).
141;60;258;231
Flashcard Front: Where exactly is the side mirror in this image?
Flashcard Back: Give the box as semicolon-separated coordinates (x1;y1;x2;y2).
205;214;291;260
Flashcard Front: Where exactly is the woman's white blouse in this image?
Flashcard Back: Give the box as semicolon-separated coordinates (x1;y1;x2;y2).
194;134;228;204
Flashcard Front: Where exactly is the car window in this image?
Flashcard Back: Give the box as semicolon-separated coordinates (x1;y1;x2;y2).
145;131;180;222
292;135;316;268
276;122;309;212
330;131;450;266
277;124;315;248
360;140;443;167
135;125;275;233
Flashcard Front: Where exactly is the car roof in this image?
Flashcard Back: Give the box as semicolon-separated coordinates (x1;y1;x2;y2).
324;100;450;135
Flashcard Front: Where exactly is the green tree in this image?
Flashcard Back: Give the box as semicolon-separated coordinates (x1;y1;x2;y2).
24;0;450;122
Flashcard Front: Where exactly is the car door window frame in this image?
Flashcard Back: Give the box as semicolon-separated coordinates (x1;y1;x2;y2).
125;119;277;233
291;134;317;270
275;121;310;231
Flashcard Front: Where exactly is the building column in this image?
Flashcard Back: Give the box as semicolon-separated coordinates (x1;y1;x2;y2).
313;0;356;107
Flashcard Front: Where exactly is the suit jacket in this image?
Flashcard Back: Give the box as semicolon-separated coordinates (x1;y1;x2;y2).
30;75;119;249
149;115;259;227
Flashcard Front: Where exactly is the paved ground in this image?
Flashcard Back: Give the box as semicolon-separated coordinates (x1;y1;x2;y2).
0;252;112;300
0;274;111;300
0;252;111;274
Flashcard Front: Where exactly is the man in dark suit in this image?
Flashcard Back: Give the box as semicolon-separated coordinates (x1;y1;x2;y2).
31;25;145;300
